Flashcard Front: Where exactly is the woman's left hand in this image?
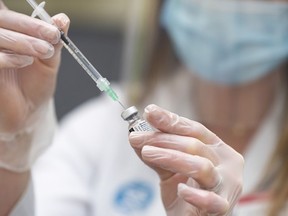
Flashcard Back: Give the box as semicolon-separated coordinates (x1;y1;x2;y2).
129;104;243;215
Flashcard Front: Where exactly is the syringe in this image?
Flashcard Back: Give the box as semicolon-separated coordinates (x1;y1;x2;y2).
25;0;125;109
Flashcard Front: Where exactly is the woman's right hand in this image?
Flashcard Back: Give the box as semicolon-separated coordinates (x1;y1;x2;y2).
0;2;70;171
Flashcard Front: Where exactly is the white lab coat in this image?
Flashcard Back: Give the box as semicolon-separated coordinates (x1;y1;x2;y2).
10;72;286;216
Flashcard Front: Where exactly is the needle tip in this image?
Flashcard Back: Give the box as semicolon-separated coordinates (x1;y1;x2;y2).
118;101;126;109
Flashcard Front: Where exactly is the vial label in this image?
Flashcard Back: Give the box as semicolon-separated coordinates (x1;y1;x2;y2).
129;120;153;133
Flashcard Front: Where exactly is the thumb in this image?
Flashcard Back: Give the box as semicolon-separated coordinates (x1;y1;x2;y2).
42;13;70;67
0;1;7;9
52;13;70;49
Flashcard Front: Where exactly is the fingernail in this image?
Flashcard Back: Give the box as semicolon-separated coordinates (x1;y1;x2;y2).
144;104;161;121
41;44;55;59
51;30;61;44
34;42;55;59
129;132;145;147
141;145;161;158
40;27;60;44
58;16;70;29
144;104;158;114
19;56;34;68
177;183;189;196
144;104;168;126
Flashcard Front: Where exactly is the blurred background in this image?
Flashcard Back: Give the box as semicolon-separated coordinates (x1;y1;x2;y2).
5;0;130;120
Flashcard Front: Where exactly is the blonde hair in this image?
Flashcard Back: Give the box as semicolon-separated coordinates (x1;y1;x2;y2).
122;0;288;215
121;0;177;106
268;138;288;215
265;89;288;215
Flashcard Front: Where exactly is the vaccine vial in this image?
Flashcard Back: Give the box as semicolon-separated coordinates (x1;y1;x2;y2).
121;106;153;133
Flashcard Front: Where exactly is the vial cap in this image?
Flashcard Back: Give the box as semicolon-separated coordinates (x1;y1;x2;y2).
121;106;138;120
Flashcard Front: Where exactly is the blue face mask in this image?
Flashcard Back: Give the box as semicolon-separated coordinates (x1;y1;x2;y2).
161;0;288;85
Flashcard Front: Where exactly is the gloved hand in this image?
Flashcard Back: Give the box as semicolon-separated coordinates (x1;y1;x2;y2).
0;2;70;172
129;104;244;215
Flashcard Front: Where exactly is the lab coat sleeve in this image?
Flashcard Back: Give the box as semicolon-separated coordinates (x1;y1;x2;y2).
32;129;93;216
9;179;35;216
32;97;111;216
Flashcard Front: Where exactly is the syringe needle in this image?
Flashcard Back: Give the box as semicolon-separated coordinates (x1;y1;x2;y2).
25;0;126;107
118;101;126;109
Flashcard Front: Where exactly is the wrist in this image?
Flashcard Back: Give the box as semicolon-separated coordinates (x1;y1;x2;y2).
0;168;30;216
0;100;56;172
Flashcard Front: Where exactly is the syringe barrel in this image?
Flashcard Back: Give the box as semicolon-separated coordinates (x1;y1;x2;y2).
60;33;103;82
26;0;123;105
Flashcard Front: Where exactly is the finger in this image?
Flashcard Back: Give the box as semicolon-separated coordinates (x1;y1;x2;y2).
142;146;221;189
42;13;70;67
0;10;60;44
129;131;219;164
177;183;229;215
0;1;7;9
144;104;220;144
0;28;54;59
0;53;34;68
51;13;70;52
52;13;70;35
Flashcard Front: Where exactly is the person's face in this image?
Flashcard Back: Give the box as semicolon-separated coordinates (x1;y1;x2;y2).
161;0;288;86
